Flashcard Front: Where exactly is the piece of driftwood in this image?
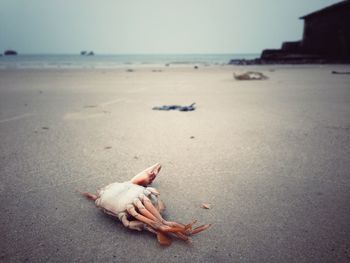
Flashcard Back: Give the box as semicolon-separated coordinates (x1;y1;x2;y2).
233;71;268;80
332;71;350;75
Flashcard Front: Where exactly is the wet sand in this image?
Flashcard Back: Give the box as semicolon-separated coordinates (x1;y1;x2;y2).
0;65;350;262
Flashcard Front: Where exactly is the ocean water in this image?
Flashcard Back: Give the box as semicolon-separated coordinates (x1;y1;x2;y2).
0;54;259;69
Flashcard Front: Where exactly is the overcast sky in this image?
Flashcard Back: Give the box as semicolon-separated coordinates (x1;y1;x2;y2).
0;0;342;54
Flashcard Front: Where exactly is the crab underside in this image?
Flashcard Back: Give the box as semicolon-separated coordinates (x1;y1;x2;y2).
80;163;210;246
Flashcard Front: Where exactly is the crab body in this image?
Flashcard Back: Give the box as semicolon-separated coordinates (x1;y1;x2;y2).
96;182;146;215
81;163;210;246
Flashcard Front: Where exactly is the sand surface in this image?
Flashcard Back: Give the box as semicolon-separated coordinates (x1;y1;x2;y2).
0;65;350;262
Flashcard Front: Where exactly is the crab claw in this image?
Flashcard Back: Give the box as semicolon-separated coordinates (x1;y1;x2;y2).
131;163;161;186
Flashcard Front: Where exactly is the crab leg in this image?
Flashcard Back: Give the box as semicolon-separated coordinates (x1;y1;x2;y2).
140;192;211;236
118;211;172;246
156;198;166;213
126;204;190;244
140;194;187;230
191;224;212;235
126;204;159;228
130;163;161;186
133;196;193;242
146;187;160;196
144;188;166;212
133;198;158;222
140;194;163;221
156;231;173;246
79;191;98;201
118;212;175;247
126;205;184;233
143;225;173;246
118;212;144;231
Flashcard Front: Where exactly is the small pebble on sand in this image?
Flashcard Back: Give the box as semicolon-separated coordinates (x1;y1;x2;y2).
201;203;211;209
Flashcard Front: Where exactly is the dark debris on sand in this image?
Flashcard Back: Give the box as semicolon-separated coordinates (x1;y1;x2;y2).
152;103;196;112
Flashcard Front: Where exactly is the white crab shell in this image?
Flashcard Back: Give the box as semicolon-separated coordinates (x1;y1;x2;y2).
95;181;150;216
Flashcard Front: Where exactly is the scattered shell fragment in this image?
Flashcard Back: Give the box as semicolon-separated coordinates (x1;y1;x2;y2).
201;203;211;209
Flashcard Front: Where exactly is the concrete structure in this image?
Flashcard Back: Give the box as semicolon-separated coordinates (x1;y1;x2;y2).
260;0;350;62
300;0;350;59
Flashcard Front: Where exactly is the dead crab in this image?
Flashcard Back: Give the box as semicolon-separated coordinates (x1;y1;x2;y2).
80;163;210;246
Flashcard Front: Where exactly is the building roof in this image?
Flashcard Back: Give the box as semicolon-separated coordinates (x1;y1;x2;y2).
300;0;350;19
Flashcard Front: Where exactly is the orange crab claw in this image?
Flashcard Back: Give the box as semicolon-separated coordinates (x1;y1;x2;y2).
131;163;161;186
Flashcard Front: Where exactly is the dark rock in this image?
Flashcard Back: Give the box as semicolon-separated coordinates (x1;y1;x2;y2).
4;50;18;56
228;56;350;66
194;65;199;69
228;58;261;65
261;49;287;60
80;51;94;56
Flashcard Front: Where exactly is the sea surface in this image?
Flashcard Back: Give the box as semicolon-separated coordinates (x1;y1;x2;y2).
0;54;259;69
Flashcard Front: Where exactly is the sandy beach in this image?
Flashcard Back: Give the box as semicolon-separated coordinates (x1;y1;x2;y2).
0;65;350;262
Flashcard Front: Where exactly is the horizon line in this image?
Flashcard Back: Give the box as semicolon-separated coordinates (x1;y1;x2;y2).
1;52;261;56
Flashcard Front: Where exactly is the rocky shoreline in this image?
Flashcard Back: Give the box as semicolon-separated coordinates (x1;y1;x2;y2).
228;57;350;65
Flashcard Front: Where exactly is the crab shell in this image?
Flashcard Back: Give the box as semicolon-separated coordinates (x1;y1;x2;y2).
81;163;211;246
96;181;163;221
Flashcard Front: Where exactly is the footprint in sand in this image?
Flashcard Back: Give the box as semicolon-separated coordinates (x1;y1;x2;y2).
64;111;107;120
63;99;125;120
